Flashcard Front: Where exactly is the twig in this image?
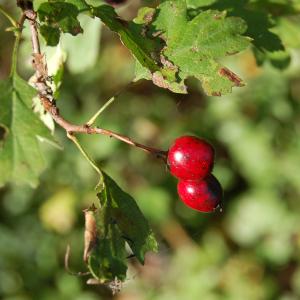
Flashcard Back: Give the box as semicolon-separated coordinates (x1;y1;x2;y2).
20;5;167;161
42;96;167;159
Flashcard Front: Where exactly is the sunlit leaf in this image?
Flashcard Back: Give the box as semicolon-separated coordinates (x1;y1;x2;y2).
92;1;250;95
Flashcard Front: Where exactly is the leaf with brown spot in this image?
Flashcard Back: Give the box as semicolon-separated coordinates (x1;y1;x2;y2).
151;1;250;95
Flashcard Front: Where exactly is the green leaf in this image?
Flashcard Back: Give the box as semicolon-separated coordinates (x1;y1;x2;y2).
33;0;48;11
0;75;56;187
195;0;290;69
249;0;300;16
88;211;127;281
151;0;250;96
92;1;250;95
40;25;60;47
87;172;158;281
92;5;187;94
253;48;291;70
92;6;161;73
102;173;158;263
64;0;90;11
187;0;217;8
35;0;90;11
37;1;85;46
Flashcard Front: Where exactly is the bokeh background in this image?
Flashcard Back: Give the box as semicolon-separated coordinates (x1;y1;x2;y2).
1;0;300;299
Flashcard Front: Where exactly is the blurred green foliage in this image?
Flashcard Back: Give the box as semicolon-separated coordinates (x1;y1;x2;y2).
1;0;300;299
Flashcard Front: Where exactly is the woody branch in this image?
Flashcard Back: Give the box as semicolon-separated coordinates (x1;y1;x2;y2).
17;1;166;160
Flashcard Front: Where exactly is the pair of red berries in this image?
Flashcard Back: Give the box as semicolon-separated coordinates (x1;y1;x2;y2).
167;136;223;213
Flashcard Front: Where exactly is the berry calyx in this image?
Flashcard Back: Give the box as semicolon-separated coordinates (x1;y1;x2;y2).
167;136;214;180
177;175;223;212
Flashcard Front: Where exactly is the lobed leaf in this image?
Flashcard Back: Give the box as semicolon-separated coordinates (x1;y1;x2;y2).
92;1;250;95
151;0;250;95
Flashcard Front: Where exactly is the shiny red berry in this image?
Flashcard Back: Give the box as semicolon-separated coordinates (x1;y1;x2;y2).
167;136;214;180
177;175;223;212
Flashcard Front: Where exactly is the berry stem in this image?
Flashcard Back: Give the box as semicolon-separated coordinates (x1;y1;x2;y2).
67;133;103;179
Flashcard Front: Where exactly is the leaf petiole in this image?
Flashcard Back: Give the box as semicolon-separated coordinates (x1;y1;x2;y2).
67;133;104;189
0;5;18;28
86;96;115;126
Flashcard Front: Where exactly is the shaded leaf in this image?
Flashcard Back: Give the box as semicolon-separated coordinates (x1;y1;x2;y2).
87;172;157;281
35;0;90;11
37;1;85;46
102;173;158;263
253;48;291;70
0;75;56;187
40;25;60;47
88;211;127;281
195;0;290;69
65;0;90;11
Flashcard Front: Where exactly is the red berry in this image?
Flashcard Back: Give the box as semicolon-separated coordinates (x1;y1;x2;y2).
177;175;223;212
167;136;214;180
